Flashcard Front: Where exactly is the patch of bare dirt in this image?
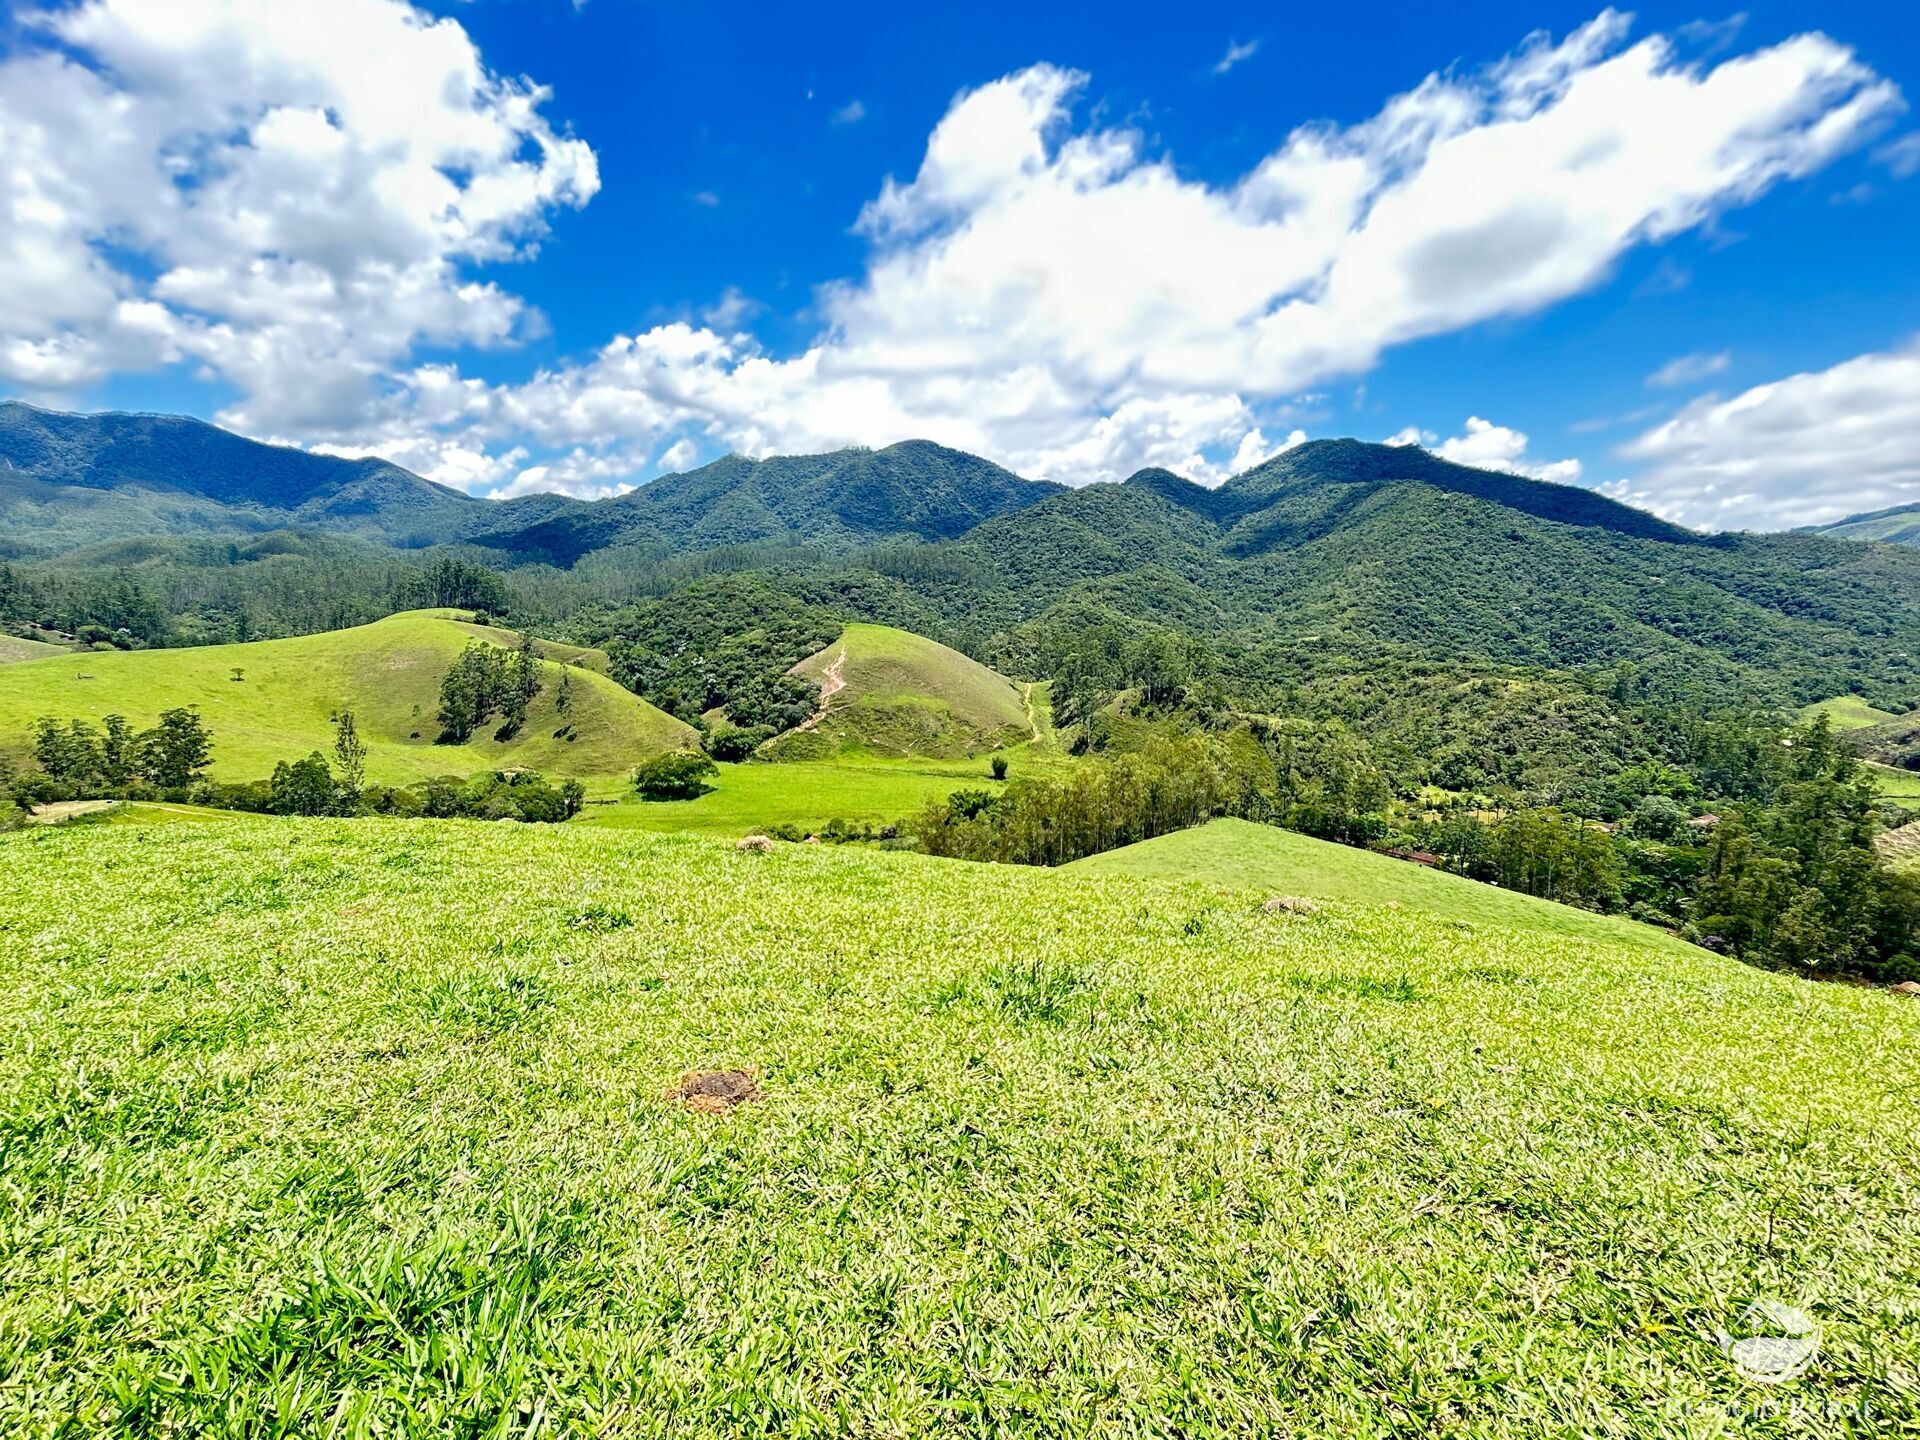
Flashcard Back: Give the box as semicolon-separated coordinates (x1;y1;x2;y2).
791;649;847;734
735;834;774;853
666;1068;764;1114
1262;895;1320;915
26;800;116;825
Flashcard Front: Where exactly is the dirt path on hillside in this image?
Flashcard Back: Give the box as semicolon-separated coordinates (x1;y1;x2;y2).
793;649;848;733
27;800;116;825
1022;682;1044;743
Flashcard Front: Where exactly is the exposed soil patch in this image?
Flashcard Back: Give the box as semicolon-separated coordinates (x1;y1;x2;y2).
666;1068;764;1114
27;800;117;825
1263;894;1320;915
791;649;847;734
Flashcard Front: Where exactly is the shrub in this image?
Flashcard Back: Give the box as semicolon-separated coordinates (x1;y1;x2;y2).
990;755;1008;780
633;751;719;800
705;725;772;762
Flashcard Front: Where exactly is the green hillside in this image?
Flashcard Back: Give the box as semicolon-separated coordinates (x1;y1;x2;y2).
767;622;1032;759
2;815;1915;1431
0;400;582;554
1064;817;1683;950
0;610;692;783
0;634;65;663
470;440;1061;565
1879;820;1920;872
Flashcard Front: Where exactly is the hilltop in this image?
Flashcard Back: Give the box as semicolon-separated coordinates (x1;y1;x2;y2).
1064;817;1682;949
0;610;692;783
0;404;1059;562
2;814;1914;1430
766;622;1033;759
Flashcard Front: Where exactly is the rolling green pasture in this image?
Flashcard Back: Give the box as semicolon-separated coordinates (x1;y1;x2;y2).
0;610;691;784
1;815;1917;1434
578;754;1010;835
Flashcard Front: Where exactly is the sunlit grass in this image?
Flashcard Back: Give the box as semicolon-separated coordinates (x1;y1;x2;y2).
2;815;1917;1433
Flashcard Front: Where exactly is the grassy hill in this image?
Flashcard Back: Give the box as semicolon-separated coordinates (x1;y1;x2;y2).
766;622;1033;759
1064;818;1685;950
1878;820;1920;872
0;610;692;783
1;814;1915;1430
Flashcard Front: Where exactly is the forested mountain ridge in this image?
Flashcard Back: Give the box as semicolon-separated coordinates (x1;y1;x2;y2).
0;405;1061;563
468;440;1063;565
880;441;1920;707
0;400;583;553
6;404;1919;710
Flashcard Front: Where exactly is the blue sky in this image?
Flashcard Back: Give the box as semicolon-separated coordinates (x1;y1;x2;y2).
3;1;1919;527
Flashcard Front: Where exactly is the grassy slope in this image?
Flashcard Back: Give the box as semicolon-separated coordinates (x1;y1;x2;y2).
1;815;1915;1432
1800;695;1900;731
0;610;692;783
1879;820;1920;872
772;621;1030;759
0;635;65;663
1064;818;1687;951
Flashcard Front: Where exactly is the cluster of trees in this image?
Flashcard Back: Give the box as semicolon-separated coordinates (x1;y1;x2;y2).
632;751;718;800
7;705;583;825
21;708;213;799
0;547;528;653
916;735;1264;866
437;637;546;743
586;576;838;731
209;762;585;823
393;557;512;616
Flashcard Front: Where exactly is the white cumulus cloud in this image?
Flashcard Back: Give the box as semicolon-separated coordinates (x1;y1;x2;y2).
0;4;1902;497
1390;418;1582;482
1610;338;1920;529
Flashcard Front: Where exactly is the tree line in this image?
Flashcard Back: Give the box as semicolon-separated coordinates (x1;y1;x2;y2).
5;707;582;826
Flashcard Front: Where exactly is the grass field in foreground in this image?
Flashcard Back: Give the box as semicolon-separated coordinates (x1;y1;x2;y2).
577;753;1010;834
2;816;1917;1434
0;610;691;784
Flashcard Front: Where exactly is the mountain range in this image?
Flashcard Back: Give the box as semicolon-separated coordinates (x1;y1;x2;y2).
5;401;1919;708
